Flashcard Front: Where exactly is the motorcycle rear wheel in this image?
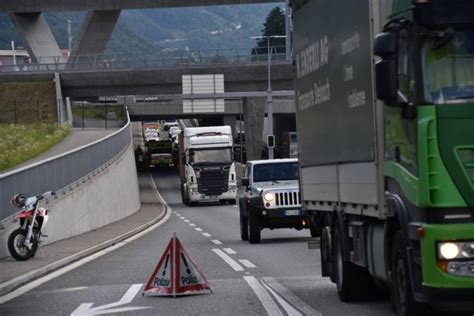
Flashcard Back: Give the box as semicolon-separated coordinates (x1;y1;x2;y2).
8;228;38;261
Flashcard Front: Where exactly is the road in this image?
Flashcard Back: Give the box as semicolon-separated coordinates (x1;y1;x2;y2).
0;169;391;315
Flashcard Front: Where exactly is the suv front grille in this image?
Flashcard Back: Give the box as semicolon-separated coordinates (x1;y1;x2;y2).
274;191;301;207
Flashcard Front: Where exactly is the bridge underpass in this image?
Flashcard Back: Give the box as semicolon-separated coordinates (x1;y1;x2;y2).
1;59;295;160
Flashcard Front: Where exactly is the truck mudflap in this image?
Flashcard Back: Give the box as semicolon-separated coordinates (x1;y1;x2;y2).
417;223;474;309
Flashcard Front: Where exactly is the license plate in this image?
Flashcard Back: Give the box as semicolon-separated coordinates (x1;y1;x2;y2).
202;195;218;200
285;210;300;216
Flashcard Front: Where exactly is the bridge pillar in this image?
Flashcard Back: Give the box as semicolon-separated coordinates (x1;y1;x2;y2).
243;97;265;161
9;12;62;63
72;10;121;56
223;115;237;136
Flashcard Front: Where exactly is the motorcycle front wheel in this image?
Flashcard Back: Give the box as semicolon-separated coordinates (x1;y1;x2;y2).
8;228;38;261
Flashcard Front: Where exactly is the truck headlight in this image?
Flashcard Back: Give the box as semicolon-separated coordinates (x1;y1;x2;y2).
438;241;474;260
264;192;275;202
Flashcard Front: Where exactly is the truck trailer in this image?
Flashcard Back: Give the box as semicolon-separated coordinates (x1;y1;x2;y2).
178;126;237;206
292;0;474;314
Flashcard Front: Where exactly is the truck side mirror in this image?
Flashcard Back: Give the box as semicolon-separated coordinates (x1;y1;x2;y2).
374;32;398;104
241;178;249;187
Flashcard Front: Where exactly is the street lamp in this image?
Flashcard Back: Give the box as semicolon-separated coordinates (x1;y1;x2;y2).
251;35;286;159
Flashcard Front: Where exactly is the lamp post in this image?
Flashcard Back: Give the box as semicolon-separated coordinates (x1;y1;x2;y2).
251;35;286;159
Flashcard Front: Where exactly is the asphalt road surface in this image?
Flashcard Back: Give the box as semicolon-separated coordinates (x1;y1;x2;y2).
0;169;391;316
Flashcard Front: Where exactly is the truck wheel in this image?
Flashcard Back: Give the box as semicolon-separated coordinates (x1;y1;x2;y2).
320;226;333;280
240;215;249;241
333;225;370;301
248;210;261;244
391;231;431;316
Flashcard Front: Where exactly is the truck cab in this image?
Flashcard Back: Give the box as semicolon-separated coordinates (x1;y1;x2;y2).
239;159;312;244
179;126;237;206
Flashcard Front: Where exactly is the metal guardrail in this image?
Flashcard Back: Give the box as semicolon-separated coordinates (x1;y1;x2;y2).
0;112;132;222
0;47;288;73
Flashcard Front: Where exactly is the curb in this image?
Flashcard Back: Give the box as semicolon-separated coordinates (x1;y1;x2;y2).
0;191;168;297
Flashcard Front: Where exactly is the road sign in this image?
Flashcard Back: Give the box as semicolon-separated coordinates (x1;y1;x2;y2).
143;234;212;297
71;284;150;315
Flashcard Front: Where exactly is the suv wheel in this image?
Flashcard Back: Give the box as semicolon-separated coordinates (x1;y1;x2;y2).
248;210;261;244
240;215;248;241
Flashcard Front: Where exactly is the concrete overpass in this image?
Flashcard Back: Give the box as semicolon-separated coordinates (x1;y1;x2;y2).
1;0;289;66
0;61;293;97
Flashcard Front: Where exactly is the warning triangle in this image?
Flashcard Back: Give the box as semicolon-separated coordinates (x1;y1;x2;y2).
143;234;212;297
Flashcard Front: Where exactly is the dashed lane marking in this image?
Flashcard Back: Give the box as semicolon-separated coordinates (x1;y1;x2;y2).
212;249;244;272
239;259;256;268
195;227;203;232
211;239;222;245
179;217;185;220
189;223;196;227
223;248;237;255
202;233;212;237
184;219;190;223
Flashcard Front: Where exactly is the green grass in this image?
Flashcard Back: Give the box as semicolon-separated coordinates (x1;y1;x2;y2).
0;124;70;172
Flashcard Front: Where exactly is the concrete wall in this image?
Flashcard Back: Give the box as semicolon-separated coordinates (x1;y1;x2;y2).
0;144;140;258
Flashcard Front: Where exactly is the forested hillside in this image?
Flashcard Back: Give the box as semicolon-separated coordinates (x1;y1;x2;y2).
0;3;282;54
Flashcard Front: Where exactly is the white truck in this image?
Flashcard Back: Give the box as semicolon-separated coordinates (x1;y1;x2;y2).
178;126;237;206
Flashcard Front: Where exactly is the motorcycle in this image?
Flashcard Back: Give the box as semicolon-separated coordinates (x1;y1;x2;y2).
8;191;55;261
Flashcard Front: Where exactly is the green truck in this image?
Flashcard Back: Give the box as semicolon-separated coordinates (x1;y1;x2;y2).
292;0;474;314
145;140;174;168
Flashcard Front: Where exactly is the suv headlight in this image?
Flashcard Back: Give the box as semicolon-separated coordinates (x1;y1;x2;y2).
438;241;474;260
264;192;275;202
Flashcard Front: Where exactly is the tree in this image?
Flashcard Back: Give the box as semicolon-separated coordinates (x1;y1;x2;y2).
254;7;286;55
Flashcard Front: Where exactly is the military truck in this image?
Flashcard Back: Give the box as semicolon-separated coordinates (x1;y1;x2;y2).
292;0;474;314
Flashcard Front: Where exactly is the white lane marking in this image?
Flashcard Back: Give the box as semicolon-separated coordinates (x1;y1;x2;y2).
233;205;238;208
175;213;181;216
202;233;212;237
71;284;150;315
239;259;256;268
184;219;190;223
260;281;302;316
195;227;203;232
223;248;237;255
211;239;222;245
0;174;172;305
173;212;177;214
189;223;196;227
179;216;185;220
243;276;283;316
212;249;244;272
262;277;321;316
41;286;89;294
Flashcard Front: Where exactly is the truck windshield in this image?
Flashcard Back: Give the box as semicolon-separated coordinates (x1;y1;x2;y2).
190;148;232;164
253;162;299;182
422;30;474;104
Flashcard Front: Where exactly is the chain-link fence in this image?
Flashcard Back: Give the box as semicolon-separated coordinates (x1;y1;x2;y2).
71;101;126;129
0;82;57;124
0;112;131;221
